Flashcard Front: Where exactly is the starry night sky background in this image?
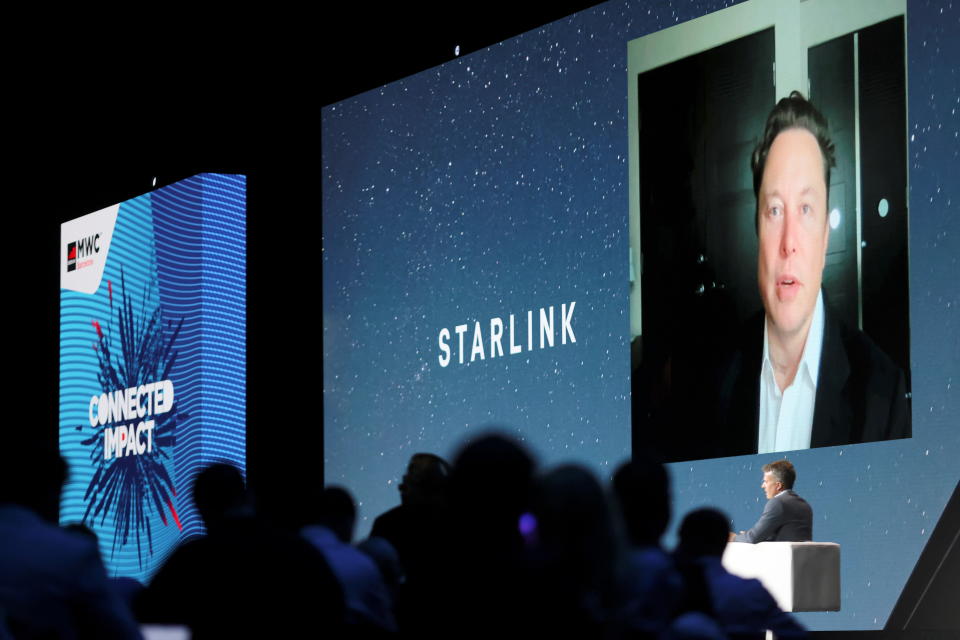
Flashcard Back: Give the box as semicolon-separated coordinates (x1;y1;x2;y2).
322;0;959;630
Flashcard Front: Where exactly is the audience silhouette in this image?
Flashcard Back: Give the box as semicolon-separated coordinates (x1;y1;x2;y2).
614;455;685;637
0;452;141;639
370;452;452;633
137;463;345;637
9;435;816;638
371;453;450;581
528;464;625;637
436;432;537;638
63;523;145;612
673;508;807;639
302;486;397;632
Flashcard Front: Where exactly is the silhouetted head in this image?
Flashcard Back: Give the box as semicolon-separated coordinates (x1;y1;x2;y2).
533;464;621;593
64;523;101;560
399;452;450;508
317;486;357;543
64;522;97;540
449;432;534;543
193;463;249;533
676;508;730;558
613;454;671;547
535;465;613;548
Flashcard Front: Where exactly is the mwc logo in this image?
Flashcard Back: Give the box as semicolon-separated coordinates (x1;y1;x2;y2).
66;234;100;272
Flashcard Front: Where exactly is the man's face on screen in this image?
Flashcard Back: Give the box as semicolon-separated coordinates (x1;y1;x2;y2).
757;128;830;345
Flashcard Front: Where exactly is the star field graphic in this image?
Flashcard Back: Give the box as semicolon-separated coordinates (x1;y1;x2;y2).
322;0;959;630
322;1;701;530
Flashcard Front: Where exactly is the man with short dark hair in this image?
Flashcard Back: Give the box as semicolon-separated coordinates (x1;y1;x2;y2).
718;91;910;456
733;459;812;543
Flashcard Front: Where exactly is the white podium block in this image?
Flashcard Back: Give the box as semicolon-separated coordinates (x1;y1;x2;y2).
722;542;841;612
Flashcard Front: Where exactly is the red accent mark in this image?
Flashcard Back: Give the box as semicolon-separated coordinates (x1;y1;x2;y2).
108;280;113;304
92;320;103;339
167;500;183;531
68;246;76;260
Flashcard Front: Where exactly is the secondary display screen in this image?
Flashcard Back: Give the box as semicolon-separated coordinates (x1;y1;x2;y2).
60;174;247;583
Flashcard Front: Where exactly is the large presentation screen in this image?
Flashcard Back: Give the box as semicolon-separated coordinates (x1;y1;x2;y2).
59;173;247;583
322;7;632;525
322;0;959;631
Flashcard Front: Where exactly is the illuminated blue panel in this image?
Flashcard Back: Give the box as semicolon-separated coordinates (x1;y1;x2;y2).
60;173;246;583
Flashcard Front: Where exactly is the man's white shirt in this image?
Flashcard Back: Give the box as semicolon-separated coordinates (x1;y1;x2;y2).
758;290;824;453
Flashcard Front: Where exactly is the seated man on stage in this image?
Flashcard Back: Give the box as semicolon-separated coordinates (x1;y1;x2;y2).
732;459;812;543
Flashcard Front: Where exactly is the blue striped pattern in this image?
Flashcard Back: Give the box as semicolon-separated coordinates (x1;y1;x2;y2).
59;174;246;583
152;173;246;539
60;194;182;581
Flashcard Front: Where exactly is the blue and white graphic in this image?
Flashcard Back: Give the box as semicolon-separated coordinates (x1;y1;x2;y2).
60;173;247;583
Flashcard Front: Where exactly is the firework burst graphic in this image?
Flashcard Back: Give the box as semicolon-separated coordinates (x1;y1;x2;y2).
79;267;188;566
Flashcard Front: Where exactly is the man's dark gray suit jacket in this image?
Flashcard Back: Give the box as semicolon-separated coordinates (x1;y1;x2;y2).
733;490;813;543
